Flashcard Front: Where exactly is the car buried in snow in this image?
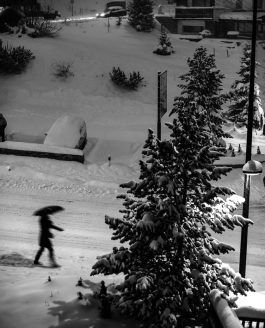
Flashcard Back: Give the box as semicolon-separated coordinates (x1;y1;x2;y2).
199;29;212;37
44;115;87;150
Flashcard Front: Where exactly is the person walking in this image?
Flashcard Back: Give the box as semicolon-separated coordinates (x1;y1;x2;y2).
0;113;7;142
34;214;64;267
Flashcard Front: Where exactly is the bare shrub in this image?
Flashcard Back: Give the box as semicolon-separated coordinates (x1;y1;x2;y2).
51;61;74;80
28;19;61;38
0;39;35;74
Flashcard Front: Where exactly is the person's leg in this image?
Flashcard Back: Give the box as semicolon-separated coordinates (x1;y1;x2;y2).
47;244;59;267
34;246;44;264
0;129;4;142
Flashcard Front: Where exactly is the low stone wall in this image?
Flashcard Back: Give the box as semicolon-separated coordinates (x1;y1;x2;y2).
0;141;84;163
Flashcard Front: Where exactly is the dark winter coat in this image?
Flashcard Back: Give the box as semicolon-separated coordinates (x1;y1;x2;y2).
38;215;63;247
0;114;7;130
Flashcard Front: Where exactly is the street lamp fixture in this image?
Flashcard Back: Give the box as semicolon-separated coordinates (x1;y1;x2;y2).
242;160;263;175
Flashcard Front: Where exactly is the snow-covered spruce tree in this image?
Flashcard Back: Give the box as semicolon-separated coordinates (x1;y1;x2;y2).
128;0;155;32
153;29;174;56
227;43;264;130
91;48;255;328
174;46;230;141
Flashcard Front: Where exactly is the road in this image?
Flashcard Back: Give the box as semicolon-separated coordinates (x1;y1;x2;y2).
0;188;264;289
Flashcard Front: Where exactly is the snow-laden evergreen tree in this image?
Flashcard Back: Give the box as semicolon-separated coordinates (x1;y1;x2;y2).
173;46;230;141
153;29;174;56
91;48;255;328
128;0;155;32
227;43;264;130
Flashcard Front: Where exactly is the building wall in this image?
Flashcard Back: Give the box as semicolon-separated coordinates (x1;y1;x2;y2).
178;19;205;33
176;0;264;10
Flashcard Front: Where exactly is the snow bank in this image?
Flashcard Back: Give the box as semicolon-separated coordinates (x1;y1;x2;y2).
235;291;265;319
0;260;140;328
215;154;265;168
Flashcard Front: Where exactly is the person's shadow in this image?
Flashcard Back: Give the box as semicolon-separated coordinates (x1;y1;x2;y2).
47;280;140;328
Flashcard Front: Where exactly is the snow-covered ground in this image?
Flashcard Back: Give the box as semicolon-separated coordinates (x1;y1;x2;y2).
0;12;265;328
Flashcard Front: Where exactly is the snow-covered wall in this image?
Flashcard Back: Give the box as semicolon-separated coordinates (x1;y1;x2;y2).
0;141;84;163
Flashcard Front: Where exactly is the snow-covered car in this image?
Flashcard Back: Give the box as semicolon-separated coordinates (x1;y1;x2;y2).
227;31;240;38
44;115;87;150
199;29;212;37
96;6;127;18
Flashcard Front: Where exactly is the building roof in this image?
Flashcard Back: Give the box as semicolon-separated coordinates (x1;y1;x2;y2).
219;11;265;21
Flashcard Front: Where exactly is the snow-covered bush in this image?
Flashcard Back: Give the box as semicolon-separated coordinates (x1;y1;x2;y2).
128;0;155;32
91;47;254;328
153;30;174;56
27;19;61;38
51;61;74;80
110;67;144;90
0;39;35;74
227;43;264;130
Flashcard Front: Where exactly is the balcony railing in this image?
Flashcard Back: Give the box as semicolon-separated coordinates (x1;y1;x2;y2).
208;290;265;328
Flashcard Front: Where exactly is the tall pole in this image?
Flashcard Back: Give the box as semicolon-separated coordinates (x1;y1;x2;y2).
239;0;258;277
157;71;161;140
70;0;74;16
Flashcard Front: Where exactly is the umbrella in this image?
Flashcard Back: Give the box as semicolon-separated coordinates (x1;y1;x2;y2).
33;205;64;216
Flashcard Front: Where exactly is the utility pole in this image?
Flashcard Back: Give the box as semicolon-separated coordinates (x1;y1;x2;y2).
157;71;167;140
239;0;258;278
157;71;161;140
70;0;74;16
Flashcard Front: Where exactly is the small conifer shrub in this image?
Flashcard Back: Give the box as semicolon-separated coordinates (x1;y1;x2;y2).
110;67;144;90
0;39;35;74
153;30;174;56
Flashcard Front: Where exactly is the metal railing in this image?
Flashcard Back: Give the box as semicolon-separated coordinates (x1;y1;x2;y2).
239;317;265;328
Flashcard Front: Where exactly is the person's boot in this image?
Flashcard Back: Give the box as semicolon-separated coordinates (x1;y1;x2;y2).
34;249;43;265
49;254;60;268
50;261;60;268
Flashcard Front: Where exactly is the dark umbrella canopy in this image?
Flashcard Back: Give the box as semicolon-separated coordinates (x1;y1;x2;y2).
33;205;64;216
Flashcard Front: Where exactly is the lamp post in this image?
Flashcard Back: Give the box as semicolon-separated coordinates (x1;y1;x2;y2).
239;160;262;277
238;0;260;277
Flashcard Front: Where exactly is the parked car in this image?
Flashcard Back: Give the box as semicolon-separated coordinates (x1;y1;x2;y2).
44;115;87;150
199;29;212;37
96;6;127;18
